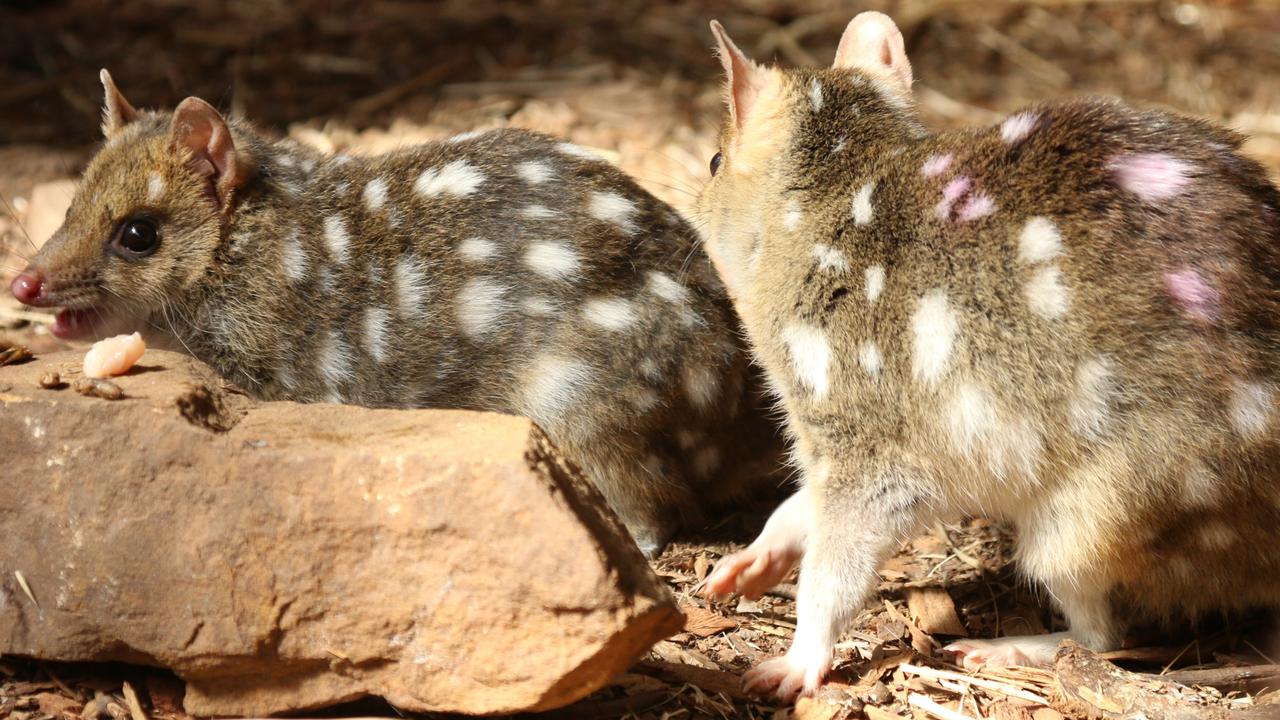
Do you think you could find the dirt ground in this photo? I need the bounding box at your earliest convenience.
[3,1,1280,718]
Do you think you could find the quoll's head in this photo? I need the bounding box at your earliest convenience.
[694,12,918,300]
[10,70,248,340]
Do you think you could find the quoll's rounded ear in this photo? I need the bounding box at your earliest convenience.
[833,12,913,95]
[169,97,245,213]
[99,69,139,138]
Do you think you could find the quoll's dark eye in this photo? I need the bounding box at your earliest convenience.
[709,151,723,177]
[113,217,160,258]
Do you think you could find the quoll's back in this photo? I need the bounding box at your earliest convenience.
[12,75,787,556]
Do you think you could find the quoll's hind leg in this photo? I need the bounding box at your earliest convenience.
[745,460,932,701]
[945,580,1121,670]
[704,486,810,599]
[947,498,1124,670]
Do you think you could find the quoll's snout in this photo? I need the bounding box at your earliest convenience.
[10,270,45,306]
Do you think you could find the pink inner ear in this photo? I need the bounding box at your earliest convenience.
[170,97,242,208]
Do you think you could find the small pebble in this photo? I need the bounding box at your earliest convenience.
[0,344,32,366]
[38,371,63,389]
[73,377,124,400]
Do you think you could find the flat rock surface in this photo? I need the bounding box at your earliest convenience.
[0,350,682,717]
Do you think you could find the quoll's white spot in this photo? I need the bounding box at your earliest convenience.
[457,278,510,337]
[1110,153,1193,202]
[1018,216,1063,264]
[583,297,638,331]
[911,289,958,384]
[521,296,557,316]
[521,205,558,219]
[631,388,661,412]
[1000,111,1040,144]
[947,382,996,457]
[558,143,602,162]
[447,130,485,143]
[638,358,663,381]
[921,154,953,178]
[1025,265,1070,319]
[280,231,309,284]
[864,265,886,303]
[784,202,803,231]
[414,159,485,197]
[525,241,580,280]
[1068,357,1113,441]
[323,215,351,263]
[395,257,430,319]
[646,271,690,304]
[1229,379,1273,439]
[1198,521,1237,550]
[317,329,355,393]
[516,160,554,185]
[812,244,850,273]
[859,341,882,377]
[589,191,638,233]
[676,429,698,450]
[683,365,720,410]
[147,172,165,201]
[459,237,497,261]
[852,182,875,225]
[958,193,997,222]
[1182,460,1219,507]
[363,306,391,363]
[808,79,824,112]
[522,356,592,425]
[781,323,832,400]
[693,445,721,477]
[946,382,1043,480]
[362,177,389,212]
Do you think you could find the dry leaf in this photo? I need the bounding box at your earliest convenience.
[905,587,967,637]
[794,696,842,720]
[681,605,737,637]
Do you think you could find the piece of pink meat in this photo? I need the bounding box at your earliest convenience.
[83,332,145,379]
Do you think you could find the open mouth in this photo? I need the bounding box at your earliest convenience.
[52,306,107,340]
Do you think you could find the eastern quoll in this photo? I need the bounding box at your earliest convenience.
[9,71,786,557]
[697,12,1280,699]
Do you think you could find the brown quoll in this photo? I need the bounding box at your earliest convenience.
[10,71,786,557]
[697,12,1280,700]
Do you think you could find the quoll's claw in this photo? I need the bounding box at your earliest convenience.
[742,655,826,702]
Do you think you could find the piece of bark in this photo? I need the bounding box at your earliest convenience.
[1160,664,1280,696]
[679,605,737,638]
[1052,640,1244,719]
[905,587,967,637]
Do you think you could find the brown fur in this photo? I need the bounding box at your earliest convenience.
[698,14,1280,698]
[18,76,788,556]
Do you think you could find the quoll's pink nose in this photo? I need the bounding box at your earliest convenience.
[10,271,44,305]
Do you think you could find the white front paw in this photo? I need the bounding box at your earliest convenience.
[742,650,828,702]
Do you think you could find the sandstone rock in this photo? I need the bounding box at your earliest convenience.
[0,350,682,716]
